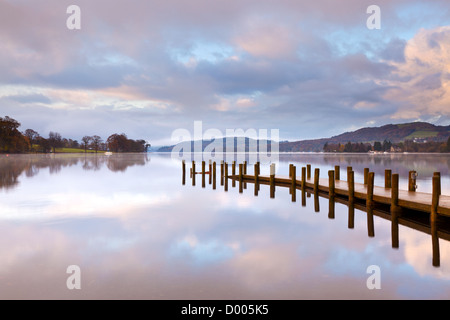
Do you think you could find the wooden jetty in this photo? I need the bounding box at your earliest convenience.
[182,160,449,267]
[183,160,449,217]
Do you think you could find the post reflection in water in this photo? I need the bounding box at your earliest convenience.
[187,159,448,268]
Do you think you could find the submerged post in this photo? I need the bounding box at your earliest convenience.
[335,165,340,181]
[307,164,311,180]
[220,161,224,186]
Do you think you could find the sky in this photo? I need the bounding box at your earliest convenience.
[1,0,450,146]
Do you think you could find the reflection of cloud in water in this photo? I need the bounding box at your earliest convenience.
[170,234,240,266]
[402,228,450,280]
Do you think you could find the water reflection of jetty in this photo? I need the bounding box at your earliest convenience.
[182,160,450,268]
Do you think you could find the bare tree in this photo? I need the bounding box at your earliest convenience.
[81,136,92,153]
[48,131,62,153]
[91,135,103,153]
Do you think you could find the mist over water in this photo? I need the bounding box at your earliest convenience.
[0,152,450,299]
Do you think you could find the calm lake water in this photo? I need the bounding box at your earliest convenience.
[1,152,450,299]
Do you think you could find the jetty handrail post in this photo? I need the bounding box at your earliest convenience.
[328,170,335,197]
[270,163,276,198]
[408,170,417,192]
[254,163,259,196]
[192,161,196,186]
[431,174,441,267]
[348,170,354,205]
[385,169,392,188]
[239,163,243,193]
[364,168,369,185]
[182,160,186,185]
[314,168,320,195]
[212,161,216,190]
[202,161,206,188]
[307,164,311,180]
[224,162,228,192]
[291,165,296,202]
[334,165,340,181]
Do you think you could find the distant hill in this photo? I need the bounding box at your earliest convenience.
[279,122,450,152]
[157,122,450,153]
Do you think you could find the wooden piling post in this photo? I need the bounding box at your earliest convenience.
[307,164,311,180]
[239,163,243,193]
[224,162,228,192]
[364,168,369,185]
[347,166,352,181]
[391,174,400,215]
[212,161,216,190]
[209,160,212,185]
[385,169,392,188]
[367,172,374,209]
[348,170,354,205]
[289,164,293,194]
[301,167,306,192]
[270,163,275,198]
[314,168,320,194]
[408,171,417,192]
[433,172,441,196]
[431,174,440,267]
[232,161,236,188]
[254,163,259,196]
[182,160,186,185]
[220,161,224,186]
[328,170,335,197]
[243,161,247,189]
[335,165,340,181]
[202,161,206,188]
[291,165,296,202]
[192,161,196,186]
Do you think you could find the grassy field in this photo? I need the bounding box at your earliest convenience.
[404,130,438,140]
[54,148,102,153]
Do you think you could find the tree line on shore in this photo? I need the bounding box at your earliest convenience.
[323,137,450,153]
[0,116,150,153]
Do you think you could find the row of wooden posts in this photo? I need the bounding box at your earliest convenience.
[182,160,442,267]
[182,160,442,219]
